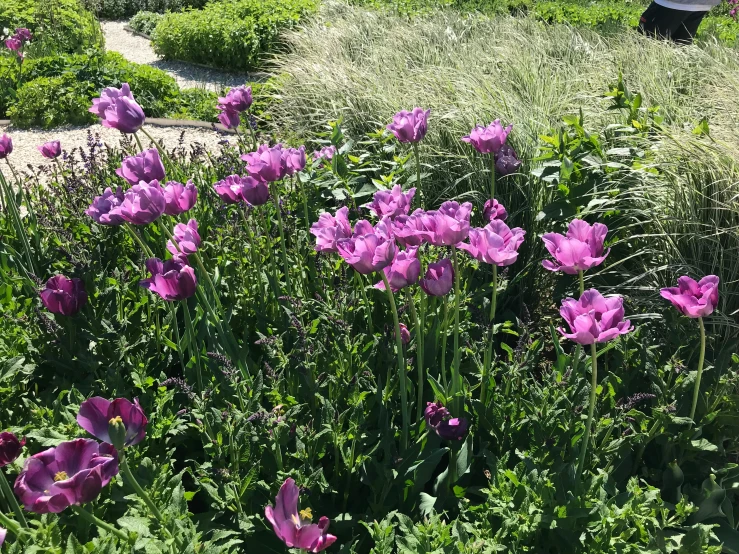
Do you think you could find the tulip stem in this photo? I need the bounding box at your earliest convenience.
[70,505,130,542]
[246,110,258,151]
[440,297,449,394]
[271,185,293,298]
[258,206,280,302]
[489,155,496,199]
[406,288,424,421]
[0,471,26,528]
[133,132,145,152]
[296,172,311,232]
[119,457,170,533]
[480,265,498,407]
[124,223,154,258]
[576,343,598,484]
[181,300,204,392]
[413,143,423,209]
[572,271,586,376]
[381,272,408,451]
[451,246,463,414]
[689,317,706,424]
[355,272,374,336]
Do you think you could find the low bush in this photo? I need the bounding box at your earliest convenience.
[152,0,319,70]
[81,0,208,19]
[129,10,164,36]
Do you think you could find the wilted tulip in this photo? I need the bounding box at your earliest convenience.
[495,144,521,176]
[660,275,719,319]
[311,207,352,253]
[77,397,148,449]
[218,85,252,113]
[420,258,454,296]
[86,187,126,226]
[240,175,270,206]
[313,145,336,162]
[89,83,145,134]
[559,289,633,345]
[265,478,337,553]
[337,218,396,274]
[116,148,165,185]
[167,219,201,255]
[40,275,88,316]
[0,432,25,466]
[0,134,12,158]
[462,120,512,154]
[282,146,307,175]
[117,181,166,225]
[375,246,420,292]
[421,201,473,246]
[163,180,197,215]
[241,144,285,183]
[38,140,62,159]
[483,198,507,222]
[14,438,118,514]
[387,108,430,143]
[458,220,525,267]
[213,175,246,204]
[542,219,609,275]
[364,185,416,220]
[424,402,468,441]
[140,255,197,301]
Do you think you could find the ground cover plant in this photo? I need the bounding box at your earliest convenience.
[0,6,738,554]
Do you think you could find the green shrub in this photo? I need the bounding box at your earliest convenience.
[8,74,95,128]
[81,0,208,19]
[168,88,220,122]
[129,11,164,36]
[152,0,319,71]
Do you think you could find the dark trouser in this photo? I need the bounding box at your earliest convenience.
[638,2,708,44]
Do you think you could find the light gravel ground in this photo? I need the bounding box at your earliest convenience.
[101,21,249,92]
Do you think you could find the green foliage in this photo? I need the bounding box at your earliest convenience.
[129,11,165,36]
[152,0,319,70]
[81,0,209,19]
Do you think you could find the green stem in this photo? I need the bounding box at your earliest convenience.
[120,457,166,524]
[181,300,204,392]
[0,471,26,528]
[440,297,449,394]
[572,271,585,375]
[0,169,37,276]
[355,272,374,336]
[246,111,258,151]
[271,185,293,298]
[0,510,19,535]
[169,303,186,375]
[381,273,408,451]
[406,289,424,420]
[413,143,423,209]
[480,265,498,407]
[70,505,129,542]
[576,343,598,482]
[133,132,145,152]
[139,128,165,159]
[578,270,585,295]
[296,173,311,232]
[124,223,154,258]
[258,207,280,302]
[689,317,706,424]
[489,154,496,199]
[451,247,462,413]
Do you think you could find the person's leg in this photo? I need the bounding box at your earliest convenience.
[671,10,707,43]
[639,2,685,39]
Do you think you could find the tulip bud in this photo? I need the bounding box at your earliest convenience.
[107,416,127,450]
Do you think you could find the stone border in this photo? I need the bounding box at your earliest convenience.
[0,118,237,134]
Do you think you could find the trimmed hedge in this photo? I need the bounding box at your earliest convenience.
[81,0,208,19]
[152,0,319,71]
[129,11,165,36]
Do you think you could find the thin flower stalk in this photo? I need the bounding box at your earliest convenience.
[381,272,408,451]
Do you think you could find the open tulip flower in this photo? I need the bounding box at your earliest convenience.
[392,209,431,247]
[364,185,416,220]
[38,140,62,159]
[660,275,719,318]
[282,146,307,176]
[167,218,201,255]
[461,120,512,154]
[116,148,166,186]
[387,108,430,143]
[542,219,609,275]
[213,175,247,204]
[424,402,469,441]
[265,478,337,553]
[86,187,126,226]
[14,438,118,514]
[116,181,167,225]
[420,258,454,296]
[140,254,197,301]
[0,134,12,159]
[241,144,285,183]
[40,275,88,316]
[0,431,25,467]
[458,220,525,267]
[421,201,473,246]
[483,198,507,222]
[337,218,396,274]
[311,207,352,253]
[89,83,146,134]
[559,289,632,345]
[163,180,197,215]
[77,397,148,449]
[375,245,421,292]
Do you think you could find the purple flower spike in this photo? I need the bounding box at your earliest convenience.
[116,148,166,186]
[387,108,430,143]
[77,397,148,448]
[660,275,719,318]
[542,219,609,275]
[558,289,633,345]
[40,275,88,316]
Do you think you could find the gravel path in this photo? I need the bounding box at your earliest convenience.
[101,21,250,92]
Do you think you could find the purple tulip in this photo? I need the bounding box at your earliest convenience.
[375,245,420,292]
[660,275,719,318]
[163,180,197,215]
[77,397,148,448]
[387,108,430,143]
[282,146,307,176]
[310,207,352,253]
[265,478,337,553]
[458,220,525,266]
[167,219,201,255]
[0,134,12,159]
[559,289,633,345]
[40,275,88,316]
[397,322,411,345]
[217,107,240,130]
[5,38,21,51]
[241,144,285,183]
[218,85,252,112]
[14,28,32,42]
[392,209,431,247]
[421,201,473,246]
[483,198,507,222]
[420,258,454,296]
[364,185,416,220]
[495,144,521,176]
[89,83,145,134]
[0,432,25,467]
[213,175,246,204]
[424,402,468,441]
[86,187,126,226]
[140,255,197,301]
[336,218,396,274]
[542,219,609,275]
[116,148,166,185]
[462,120,512,154]
[116,181,166,225]
[14,438,118,514]
[38,140,62,159]
[240,175,270,206]
[313,146,336,162]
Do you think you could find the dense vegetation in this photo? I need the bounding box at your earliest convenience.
[82,0,209,20]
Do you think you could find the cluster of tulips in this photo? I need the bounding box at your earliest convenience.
[3,27,31,59]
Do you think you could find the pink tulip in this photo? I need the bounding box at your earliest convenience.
[265,478,337,553]
[40,275,88,316]
[282,146,307,176]
[116,149,165,186]
[458,220,525,266]
[483,198,507,222]
[364,185,416,220]
[140,255,197,301]
[375,246,420,292]
[558,289,633,345]
[14,28,32,42]
[5,38,21,51]
[0,134,12,159]
[89,83,145,134]
[660,275,719,318]
[387,108,430,143]
[392,209,430,247]
[313,146,336,162]
[115,181,166,225]
[336,218,396,274]
[241,144,285,183]
[397,322,411,344]
[420,258,454,296]
[38,140,62,159]
[461,120,512,154]
[542,219,609,275]
[213,175,246,204]
[310,207,352,253]
[421,201,473,246]
[167,219,201,255]
[217,85,252,113]
[86,187,125,226]
[163,180,197,215]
